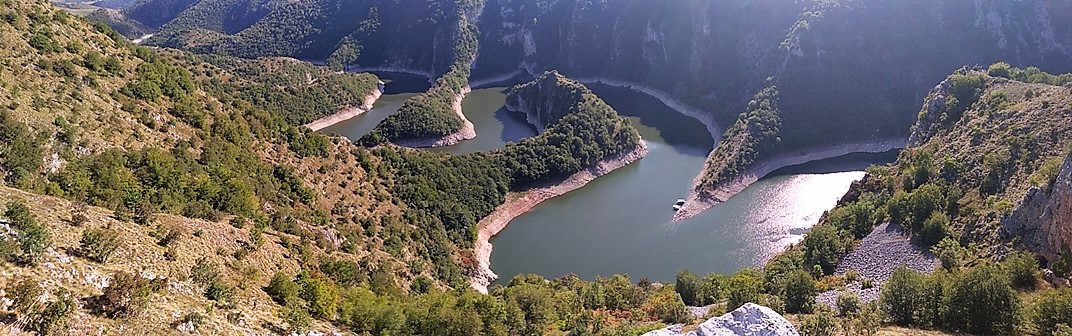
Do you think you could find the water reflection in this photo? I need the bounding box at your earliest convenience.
[489,85,891,283]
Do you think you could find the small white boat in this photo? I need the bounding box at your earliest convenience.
[673,198,685,211]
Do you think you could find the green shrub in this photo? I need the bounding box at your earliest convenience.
[880,266,923,325]
[803,225,851,275]
[8,277,43,314]
[861,278,874,289]
[80,227,120,263]
[412,276,434,294]
[133,202,155,226]
[205,281,235,305]
[1033,289,1072,336]
[1057,324,1072,336]
[799,307,838,336]
[919,212,950,246]
[641,287,690,324]
[6,201,35,229]
[180,312,205,328]
[945,266,1019,335]
[190,257,219,288]
[154,223,183,247]
[319,257,367,287]
[283,305,312,333]
[763,250,805,296]
[699,273,728,306]
[29,288,76,335]
[99,271,152,318]
[931,237,964,271]
[70,202,88,226]
[18,222,51,265]
[852,303,883,336]
[1004,251,1040,290]
[674,269,701,306]
[844,270,861,283]
[783,269,817,313]
[915,270,952,328]
[298,276,339,319]
[988,62,1013,78]
[266,272,300,304]
[726,269,762,311]
[0,236,18,263]
[836,293,862,317]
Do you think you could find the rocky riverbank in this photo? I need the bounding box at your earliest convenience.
[303,89,384,131]
[392,86,477,148]
[674,138,907,222]
[469,142,649,293]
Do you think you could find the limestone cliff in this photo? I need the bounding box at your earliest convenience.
[1005,152,1072,263]
[504,70,590,130]
[128,0,1072,153]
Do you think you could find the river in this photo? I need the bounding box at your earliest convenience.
[319,75,897,284]
[487,83,896,283]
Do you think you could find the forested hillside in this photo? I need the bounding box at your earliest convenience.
[107,0,1072,209]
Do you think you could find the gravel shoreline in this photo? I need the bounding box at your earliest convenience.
[815,222,939,308]
[303,89,383,131]
[674,138,907,222]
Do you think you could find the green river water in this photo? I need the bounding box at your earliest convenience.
[320,77,896,283]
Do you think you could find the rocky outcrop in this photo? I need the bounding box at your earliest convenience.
[643,303,799,336]
[1007,153,1072,263]
[1040,154,1072,262]
[503,70,589,130]
[908,76,955,146]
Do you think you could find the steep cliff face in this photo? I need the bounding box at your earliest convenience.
[477,0,800,129]
[1008,152,1072,262]
[127,0,1072,155]
[1041,154,1072,261]
[774,0,1072,149]
[897,68,1072,255]
[504,70,590,130]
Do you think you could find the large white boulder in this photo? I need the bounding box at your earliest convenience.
[643,303,799,336]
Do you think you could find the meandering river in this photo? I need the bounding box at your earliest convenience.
[320,76,897,284]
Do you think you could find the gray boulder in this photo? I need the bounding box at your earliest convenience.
[643,303,799,336]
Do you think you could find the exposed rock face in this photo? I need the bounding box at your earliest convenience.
[643,303,799,336]
[907,76,955,146]
[1041,154,1072,261]
[504,70,589,130]
[1003,153,1072,262]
